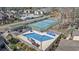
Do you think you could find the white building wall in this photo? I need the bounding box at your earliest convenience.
[73,36,79,40]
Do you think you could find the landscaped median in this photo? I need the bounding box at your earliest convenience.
[7,37,36,51]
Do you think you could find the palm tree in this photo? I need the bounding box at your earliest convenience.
[68,8,76,40]
[69,23,76,40]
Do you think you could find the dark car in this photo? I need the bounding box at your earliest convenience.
[0,36,9,51]
[0,39,5,50]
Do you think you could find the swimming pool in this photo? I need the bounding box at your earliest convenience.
[47,32,56,36]
[23,33,53,42]
[28,18,58,31]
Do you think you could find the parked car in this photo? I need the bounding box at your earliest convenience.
[0,36,9,50]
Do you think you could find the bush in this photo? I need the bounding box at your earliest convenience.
[60,34,66,39]
[8,38,19,44]
[10,44,17,51]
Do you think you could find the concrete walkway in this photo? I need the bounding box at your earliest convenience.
[56,40,79,51]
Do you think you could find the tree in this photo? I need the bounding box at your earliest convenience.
[69,23,76,40]
[6,34,13,40]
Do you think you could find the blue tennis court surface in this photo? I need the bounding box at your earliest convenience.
[23,33,53,42]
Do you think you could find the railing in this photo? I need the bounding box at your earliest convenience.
[20,39,41,51]
[3,41,12,51]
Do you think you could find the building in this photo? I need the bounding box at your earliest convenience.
[16,30,61,51]
[72,31,79,40]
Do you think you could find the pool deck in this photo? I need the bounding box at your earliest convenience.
[40,34,59,51]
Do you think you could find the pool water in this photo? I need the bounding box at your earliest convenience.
[23,33,53,42]
[47,32,56,36]
[28,18,57,31]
